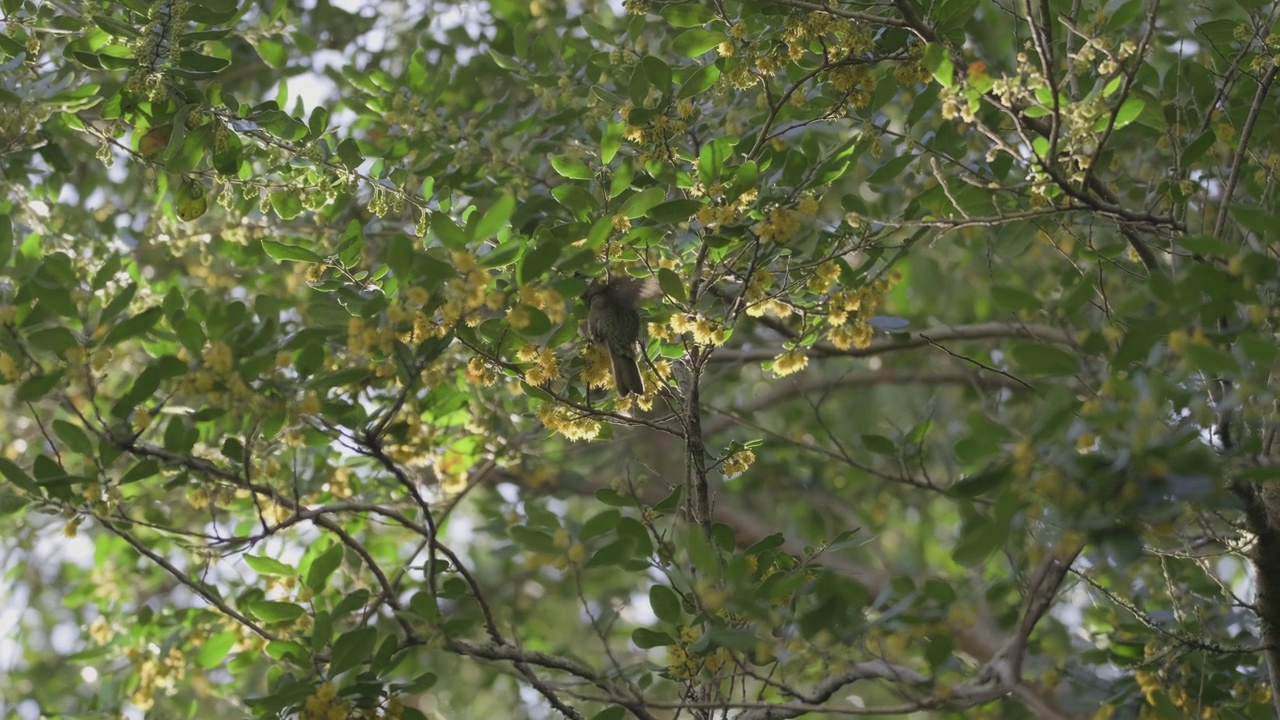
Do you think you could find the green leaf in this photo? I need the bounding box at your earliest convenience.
[934,0,979,32]
[1098,98,1144,131]
[0,457,39,494]
[27,327,78,354]
[618,187,666,219]
[252,601,306,623]
[1182,344,1238,375]
[330,627,378,675]
[332,589,370,620]
[867,154,916,184]
[862,434,896,455]
[0,213,11,270]
[269,190,304,220]
[649,585,683,624]
[952,516,1008,564]
[473,195,516,240]
[1229,205,1273,236]
[518,241,560,285]
[16,372,64,402]
[336,138,364,169]
[698,136,735,184]
[991,285,1039,312]
[262,239,323,263]
[102,307,163,346]
[630,628,674,648]
[1009,342,1079,376]
[923,43,954,87]
[672,29,723,57]
[950,465,1011,498]
[119,459,159,485]
[489,49,521,70]
[601,119,623,165]
[1098,525,1143,565]
[1180,129,1216,167]
[553,184,599,219]
[431,214,470,249]
[197,631,239,669]
[306,543,345,591]
[52,420,94,456]
[639,55,672,93]
[581,509,621,540]
[585,539,633,568]
[658,267,685,303]
[1175,235,1235,256]
[551,156,593,180]
[647,199,702,224]
[677,63,721,99]
[245,554,296,577]
[661,4,713,27]
[510,526,558,553]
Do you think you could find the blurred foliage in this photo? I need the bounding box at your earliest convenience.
[1,0,1279,718]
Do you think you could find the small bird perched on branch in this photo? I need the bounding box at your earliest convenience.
[582,275,655,397]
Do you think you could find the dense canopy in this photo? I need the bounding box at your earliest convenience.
[1,0,1279,718]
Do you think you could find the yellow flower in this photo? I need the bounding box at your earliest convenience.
[723,449,755,477]
[405,286,430,307]
[692,317,725,346]
[451,251,476,272]
[506,305,531,330]
[771,350,808,377]
[88,616,115,646]
[299,392,322,415]
[758,207,802,243]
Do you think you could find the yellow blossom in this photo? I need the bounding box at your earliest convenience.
[88,616,114,646]
[758,207,802,243]
[506,305,531,329]
[772,350,808,377]
[692,317,725,346]
[451,251,477,272]
[203,341,234,374]
[582,345,612,390]
[723,449,755,477]
[0,348,21,379]
[405,286,430,307]
[525,348,560,385]
[828,323,872,350]
[466,356,497,386]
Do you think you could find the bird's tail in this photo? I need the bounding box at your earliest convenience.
[611,354,645,397]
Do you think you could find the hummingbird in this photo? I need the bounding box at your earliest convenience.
[582,275,652,397]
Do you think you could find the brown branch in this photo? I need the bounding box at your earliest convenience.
[712,322,1075,363]
[1212,63,1279,239]
[96,515,276,643]
[767,0,911,28]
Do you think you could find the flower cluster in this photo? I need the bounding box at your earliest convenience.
[536,404,601,441]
